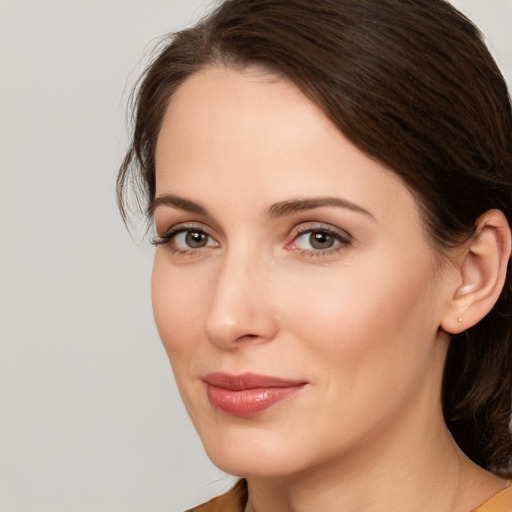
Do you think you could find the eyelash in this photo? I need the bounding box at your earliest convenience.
[288,224,352,257]
[152,224,217,255]
[152,223,352,257]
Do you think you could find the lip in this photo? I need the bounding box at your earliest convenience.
[203,372,307,417]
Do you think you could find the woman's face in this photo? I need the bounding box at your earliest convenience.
[152,66,453,477]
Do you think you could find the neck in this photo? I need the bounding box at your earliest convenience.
[245,400,504,512]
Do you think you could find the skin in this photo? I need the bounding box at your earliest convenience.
[151,66,509,512]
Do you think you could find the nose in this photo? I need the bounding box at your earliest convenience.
[204,250,278,349]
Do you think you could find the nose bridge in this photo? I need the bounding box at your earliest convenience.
[204,242,276,347]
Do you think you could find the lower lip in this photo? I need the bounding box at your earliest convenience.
[206,384,306,416]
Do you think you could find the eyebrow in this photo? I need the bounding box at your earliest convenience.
[150,194,209,216]
[267,197,376,220]
[151,193,375,221]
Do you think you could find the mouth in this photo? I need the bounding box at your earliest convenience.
[203,372,308,417]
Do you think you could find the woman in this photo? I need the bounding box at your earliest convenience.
[118,0,512,510]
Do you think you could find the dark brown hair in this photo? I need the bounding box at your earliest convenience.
[118,0,512,474]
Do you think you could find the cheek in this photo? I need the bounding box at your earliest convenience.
[276,251,439,380]
[270,254,443,450]
[151,256,207,365]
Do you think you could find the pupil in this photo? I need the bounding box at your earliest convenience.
[310,231,333,250]
[186,231,207,248]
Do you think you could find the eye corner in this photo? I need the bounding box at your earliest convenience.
[287,223,353,257]
[151,236,166,247]
[152,223,220,257]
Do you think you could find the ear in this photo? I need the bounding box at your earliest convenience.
[441,209,511,334]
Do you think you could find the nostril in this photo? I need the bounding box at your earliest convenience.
[235,333,260,342]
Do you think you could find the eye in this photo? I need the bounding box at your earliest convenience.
[295,230,340,250]
[152,226,218,252]
[174,230,213,249]
[289,225,352,255]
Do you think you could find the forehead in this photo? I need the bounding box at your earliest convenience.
[155,65,327,172]
[154,66,423,234]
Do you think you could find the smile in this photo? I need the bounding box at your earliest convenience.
[203,373,308,417]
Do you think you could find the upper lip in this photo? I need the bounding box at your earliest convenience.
[203,372,307,390]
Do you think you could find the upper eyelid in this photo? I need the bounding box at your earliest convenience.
[154,214,226,239]
[153,220,353,246]
[289,222,352,240]
[157,221,214,237]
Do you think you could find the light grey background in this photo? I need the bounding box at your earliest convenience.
[0,1,510,511]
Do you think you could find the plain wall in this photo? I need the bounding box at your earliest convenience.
[0,1,510,511]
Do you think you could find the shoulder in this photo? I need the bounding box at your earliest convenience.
[472,482,512,512]
[184,479,511,512]
[186,480,248,512]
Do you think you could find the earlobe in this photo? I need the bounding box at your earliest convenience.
[441,209,511,334]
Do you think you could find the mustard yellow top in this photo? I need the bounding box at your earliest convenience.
[472,483,512,512]
[188,480,512,512]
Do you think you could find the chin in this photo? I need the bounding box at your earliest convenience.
[205,448,303,478]
[198,424,316,478]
